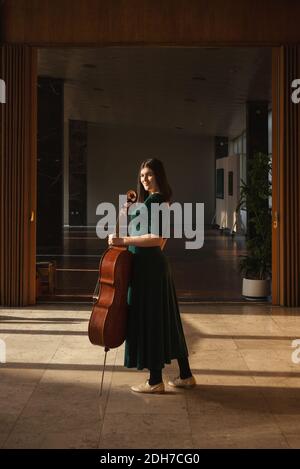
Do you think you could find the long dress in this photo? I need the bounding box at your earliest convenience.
[124,192,189,370]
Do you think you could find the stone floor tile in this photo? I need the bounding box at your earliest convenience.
[1,304,300,448]
[102,412,191,435]
[99,432,194,449]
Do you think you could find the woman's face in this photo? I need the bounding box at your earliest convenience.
[140,166,159,193]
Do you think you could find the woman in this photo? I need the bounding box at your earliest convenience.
[108,158,196,393]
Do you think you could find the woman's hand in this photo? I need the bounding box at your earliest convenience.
[108,234,125,246]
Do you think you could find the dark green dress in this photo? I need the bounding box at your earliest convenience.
[124,192,189,371]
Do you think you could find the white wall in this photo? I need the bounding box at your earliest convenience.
[63,83,215,227]
[87,123,215,226]
[216,154,241,232]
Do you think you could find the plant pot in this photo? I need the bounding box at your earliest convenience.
[242,278,270,300]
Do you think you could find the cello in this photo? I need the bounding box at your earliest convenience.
[88,189,137,394]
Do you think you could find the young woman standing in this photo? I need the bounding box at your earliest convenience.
[108,158,196,393]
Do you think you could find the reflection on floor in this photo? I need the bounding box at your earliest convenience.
[37,226,250,302]
[0,303,299,449]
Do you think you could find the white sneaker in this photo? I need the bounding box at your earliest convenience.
[131,380,165,394]
[168,375,196,388]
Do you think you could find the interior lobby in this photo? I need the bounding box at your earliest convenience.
[35,46,271,302]
[1,0,300,452]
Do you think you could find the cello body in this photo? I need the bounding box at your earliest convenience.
[88,246,133,348]
[88,190,137,350]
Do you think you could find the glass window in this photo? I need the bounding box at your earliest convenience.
[242,132,246,154]
[268,110,272,154]
[233,140,238,154]
[216,168,224,199]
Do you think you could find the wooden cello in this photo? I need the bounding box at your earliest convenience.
[88,189,137,394]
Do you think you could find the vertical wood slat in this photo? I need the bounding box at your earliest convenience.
[279,47,285,306]
[27,47,37,305]
[271,48,280,305]
[0,45,37,306]
[287,45,299,306]
[295,46,300,306]
[295,45,299,307]
[276,45,300,306]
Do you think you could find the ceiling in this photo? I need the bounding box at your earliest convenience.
[38,47,272,138]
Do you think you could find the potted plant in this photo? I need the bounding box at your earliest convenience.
[236,152,272,300]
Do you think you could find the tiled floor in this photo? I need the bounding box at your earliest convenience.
[0,303,300,448]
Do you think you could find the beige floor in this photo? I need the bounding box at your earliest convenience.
[0,303,300,449]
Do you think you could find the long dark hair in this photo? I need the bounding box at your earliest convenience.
[137,158,172,203]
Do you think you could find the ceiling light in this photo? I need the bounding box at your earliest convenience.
[83,64,96,69]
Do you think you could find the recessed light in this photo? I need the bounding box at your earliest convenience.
[175,126,184,130]
[83,64,96,69]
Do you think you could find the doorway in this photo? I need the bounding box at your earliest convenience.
[36,46,272,302]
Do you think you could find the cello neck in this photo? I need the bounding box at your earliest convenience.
[115,189,137,238]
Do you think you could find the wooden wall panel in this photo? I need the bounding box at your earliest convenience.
[272,46,300,306]
[284,46,300,306]
[2,0,300,46]
[0,45,37,306]
[271,48,281,306]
